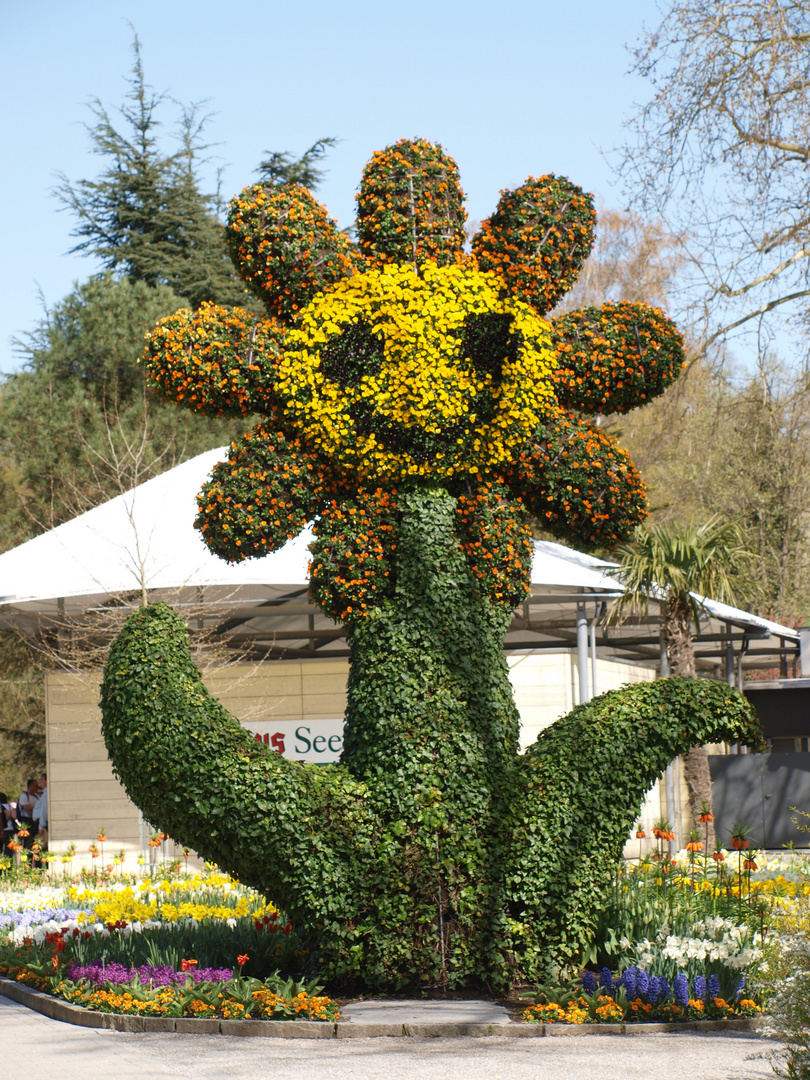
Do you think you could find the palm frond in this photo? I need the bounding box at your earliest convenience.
[610,516,759,629]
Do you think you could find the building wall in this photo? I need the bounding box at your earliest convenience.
[45,651,661,869]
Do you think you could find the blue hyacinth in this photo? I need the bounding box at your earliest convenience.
[582,970,597,994]
[693,974,707,1002]
[734,974,745,1000]
[708,974,721,999]
[599,966,614,996]
[637,969,650,998]
[658,976,672,1002]
[673,973,689,1006]
[621,966,638,1000]
[646,976,660,1004]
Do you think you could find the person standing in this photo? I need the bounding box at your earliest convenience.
[17,778,39,853]
[33,773,48,849]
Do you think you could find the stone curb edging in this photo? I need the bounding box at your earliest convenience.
[0,978,763,1039]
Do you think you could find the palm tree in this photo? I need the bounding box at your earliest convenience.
[611,516,757,847]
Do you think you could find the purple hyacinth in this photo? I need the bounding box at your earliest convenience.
[708,974,721,999]
[673,973,689,1006]
[64,960,234,987]
[582,970,597,994]
[734,974,745,1000]
[637,969,650,999]
[693,975,707,1002]
[599,967,614,996]
[620,966,638,1000]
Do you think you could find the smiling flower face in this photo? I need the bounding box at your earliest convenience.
[143,137,685,619]
[278,262,556,479]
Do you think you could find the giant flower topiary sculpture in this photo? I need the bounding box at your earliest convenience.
[101,139,762,990]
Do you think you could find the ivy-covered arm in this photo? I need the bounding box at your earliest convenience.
[495,678,764,973]
[100,603,377,922]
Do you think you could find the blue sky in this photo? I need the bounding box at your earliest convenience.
[1,0,661,375]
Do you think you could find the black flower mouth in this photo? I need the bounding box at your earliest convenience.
[348,399,469,462]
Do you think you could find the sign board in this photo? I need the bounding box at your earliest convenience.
[240,719,345,764]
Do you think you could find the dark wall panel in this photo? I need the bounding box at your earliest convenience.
[745,689,810,739]
[709,753,810,849]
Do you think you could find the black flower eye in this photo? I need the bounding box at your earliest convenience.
[460,312,521,383]
[319,318,385,387]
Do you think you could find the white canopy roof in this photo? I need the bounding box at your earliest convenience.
[0,447,798,672]
[0,447,627,606]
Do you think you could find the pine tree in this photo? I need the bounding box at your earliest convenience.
[256,137,338,188]
[54,36,253,310]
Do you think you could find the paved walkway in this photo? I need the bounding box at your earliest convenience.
[0,995,778,1080]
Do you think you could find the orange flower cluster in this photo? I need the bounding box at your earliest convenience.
[510,408,647,550]
[455,482,533,609]
[251,987,338,1021]
[309,488,398,622]
[472,176,596,315]
[356,138,467,268]
[195,424,334,562]
[226,183,359,322]
[144,302,284,417]
[550,301,685,415]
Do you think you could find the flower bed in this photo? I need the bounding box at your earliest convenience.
[0,867,339,1022]
[522,966,761,1024]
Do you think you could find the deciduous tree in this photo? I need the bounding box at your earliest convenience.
[619,0,810,353]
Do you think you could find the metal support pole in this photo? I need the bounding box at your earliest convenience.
[800,627,810,677]
[576,604,590,705]
[726,632,736,687]
[590,618,598,699]
[665,763,677,856]
[661,632,677,853]
[659,633,670,677]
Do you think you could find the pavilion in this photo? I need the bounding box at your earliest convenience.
[0,447,803,861]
